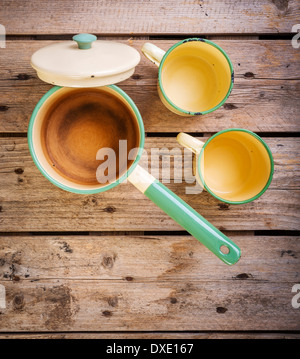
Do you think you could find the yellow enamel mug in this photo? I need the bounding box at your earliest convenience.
[142,38,234,116]
[177,129,274,204]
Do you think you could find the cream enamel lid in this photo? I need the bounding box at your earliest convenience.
[31,33,141,87]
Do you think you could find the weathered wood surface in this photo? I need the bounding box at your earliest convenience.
[0,137,299,232]
[1,0,299,35]
[0,235,299,331]
[0,40,299,133]
[1,333,300,339]
[1,1,300,338]
[0,235,299,282]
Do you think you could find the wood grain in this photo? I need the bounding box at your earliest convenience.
[0,235,299,331]
[0,235,299,283]
[0,0,299,339]
[1,333,300,339]
[1,0,299,35]
[0,137,299,232]
[1,279,299,331]
[0,40,299,133]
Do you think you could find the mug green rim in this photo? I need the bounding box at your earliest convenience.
[158,38,234,115]
[28,85,145,194]
[197,128,274,204]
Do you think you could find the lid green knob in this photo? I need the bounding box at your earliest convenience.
[73,33,97,49]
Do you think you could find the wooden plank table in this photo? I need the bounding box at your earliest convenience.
[0,0,300,339]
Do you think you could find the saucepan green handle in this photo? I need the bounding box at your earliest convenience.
[128,165,241,265]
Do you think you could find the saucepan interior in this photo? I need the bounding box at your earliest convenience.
[28,85,145,194]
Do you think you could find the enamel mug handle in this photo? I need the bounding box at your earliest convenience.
[129,165,241,265]
[142,43,166,67]
[177,132,205,154]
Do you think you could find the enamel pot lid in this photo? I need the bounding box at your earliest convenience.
[31,33,141,87]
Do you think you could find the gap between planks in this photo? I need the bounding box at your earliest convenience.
[1,133,300,138]
[0,230,256,237]
[1,230,300,237]
[6,34,295,41]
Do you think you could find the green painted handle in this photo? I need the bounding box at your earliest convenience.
[145,181,241,265]
[73,33,97,49]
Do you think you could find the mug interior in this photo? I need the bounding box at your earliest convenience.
[199,130,273,203]
[159,39,233,114]
[28,85,144,194]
